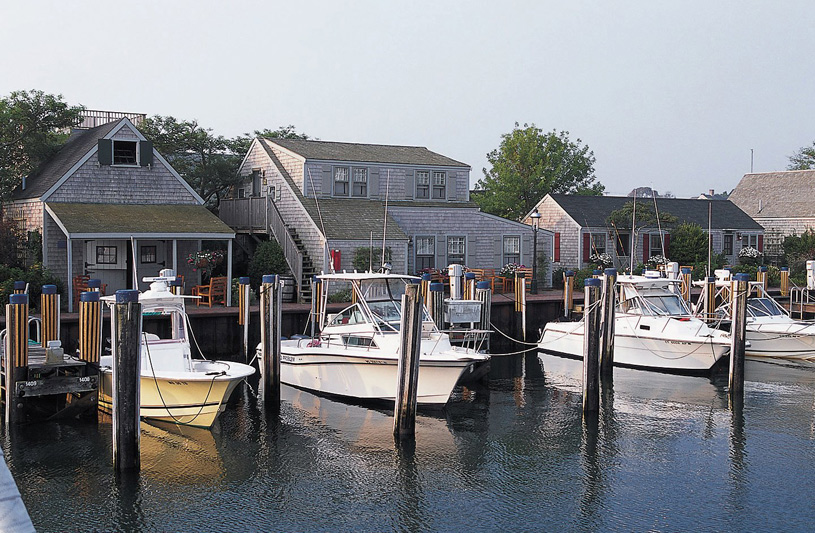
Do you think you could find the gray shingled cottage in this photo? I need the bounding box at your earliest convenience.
[728,170,815,263]
[220,137,552,301]
[526,193,763,272]
[4,114,235,311]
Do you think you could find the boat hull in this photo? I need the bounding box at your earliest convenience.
[745,326,815,360]
[538,320,729,373]
[279,346,482,404]
[99,359,254,428]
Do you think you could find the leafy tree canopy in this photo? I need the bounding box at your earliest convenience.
[473,123,604,220]
[788,142,815,170]
[0,90,84,200]
[606,200,678,233]
[668,222,709,264]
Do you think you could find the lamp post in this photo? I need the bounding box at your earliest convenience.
[531,209,542,294]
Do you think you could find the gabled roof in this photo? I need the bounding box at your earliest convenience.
[12,121,120,200]
[729,170,815,218]
[547,194,763,231]
[265,138,469,168]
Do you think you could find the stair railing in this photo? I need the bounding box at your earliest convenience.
[265,196,303,297]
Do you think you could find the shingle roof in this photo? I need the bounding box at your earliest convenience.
[549,194,763,230]
[728,170,815,218]
[266,138,469,168]
[12,121,121,200]
[47,202,234,237]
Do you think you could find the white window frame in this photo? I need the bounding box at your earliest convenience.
[415,235,435,270]
[432,171,446,199]
[649,233,664,258]
[333,166,350,197]
[503,235,521,265]
[447,236,466,265]
[351,167,368,197]
[743,234,758,249]
[416,170,430,199]
[590,233,606,255]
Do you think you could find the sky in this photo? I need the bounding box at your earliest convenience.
[2,1,814,198]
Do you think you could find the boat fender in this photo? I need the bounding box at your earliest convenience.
[307,340,321,347]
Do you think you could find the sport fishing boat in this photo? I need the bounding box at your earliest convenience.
[698,279,815,360]
[99,271,255,428]
[538,274,731,373]
[258,272,489,405]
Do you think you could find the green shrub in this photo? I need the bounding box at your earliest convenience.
[0,263,63,313]
[248,240,289,288]
[352,247,392,272]
[327,288,352,303]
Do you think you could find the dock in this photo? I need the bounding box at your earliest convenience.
[0,447,35,532]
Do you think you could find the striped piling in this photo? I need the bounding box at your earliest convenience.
[780,267,789,297]
[563,270,575,319]
[583,278,602,413]
[681,267,692,302]
[310,276,322,339]
[238,277,250,361]
[756,266,768,290]
[420,273,432,306]
[112,290,141,472]
[394,283,422,441]
[4,294,29,427]
[515,272,527,340]
[703,276,717,322]
[12,280,26,295]
[40,284,60,348]
[259,275,282,405]
[428,282,444,331]
[464,271,476,300]
[79,291,103,365]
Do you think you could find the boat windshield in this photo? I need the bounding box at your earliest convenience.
[640,294,691,316]
[747,297,785,317]
[357,278,409,331]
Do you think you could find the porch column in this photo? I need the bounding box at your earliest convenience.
[172,240,178,273]
[226,239,233,306]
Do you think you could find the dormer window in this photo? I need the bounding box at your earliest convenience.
[432,171,446,199]
[352,168,368,197]
[98,138,153,167]
[416,171,430,199]
[334,166,349,196]
[113,140,137,165]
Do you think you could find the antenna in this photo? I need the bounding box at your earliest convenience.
[306,168,331,272]
[381,170,390,269]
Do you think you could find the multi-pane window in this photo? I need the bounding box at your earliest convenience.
[503,235,520,265]
[743,234,758,250]
[334,167,349,196]
[724,234,734,256]
[415,236,435,270]
[97,246,118,265]
[650,234,664,257]
[140,246,157,264]
[447,236,465,265]
[112,140,137,165]
[416,171,430,199]
[352,168,368,197]
[432,171,446,199]
[591,233,606,255]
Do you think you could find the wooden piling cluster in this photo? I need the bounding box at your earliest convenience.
[428,282,444,330]
[680,267,692,302]
[476,280,492,351]
[4,294,29,428]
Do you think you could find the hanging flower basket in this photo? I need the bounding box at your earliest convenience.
[187,250,225,279]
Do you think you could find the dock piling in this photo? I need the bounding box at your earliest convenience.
[476,280,492,351]
[563,270,575,318]
[78,291,103,365]
[12,281,26,294]
[599,268,617,377]
[582,278,602,413]
[515,272,527,339]
[428,282,444,331]
[729,273,749,397]
[259,275,282,405]
[680,267,692,302]
[394,283,422,441]
[40,284,60,349]
[112,290,141,472]
[780,267,789,297]
[4,294,29,428]
[238,277,250,361]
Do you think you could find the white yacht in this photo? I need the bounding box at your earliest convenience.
[99,272,255,428]
[258,272,489,405]
[538,274,731,373]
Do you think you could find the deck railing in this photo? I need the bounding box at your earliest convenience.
[77,110,146,129]
[219,197,303,297]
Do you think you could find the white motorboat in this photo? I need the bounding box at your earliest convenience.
[538,274,731,373]
[99,272,255,428]
[258,272,489,405]
[699,280,815,360]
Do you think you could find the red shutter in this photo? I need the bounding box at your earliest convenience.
[554,232,561,262]
[583,233,591,262]
[643,234,649,263]
[663,233,670,257]
[758,234,763,253]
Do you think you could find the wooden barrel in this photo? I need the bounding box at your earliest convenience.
[280,276,296,303]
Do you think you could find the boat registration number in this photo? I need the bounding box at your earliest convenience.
[167,381,188,386]
[282,355,295,363]
[667,341,691,345]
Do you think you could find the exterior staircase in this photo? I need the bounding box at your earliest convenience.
[287,226,316,303]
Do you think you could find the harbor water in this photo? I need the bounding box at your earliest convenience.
[4,352,815,532]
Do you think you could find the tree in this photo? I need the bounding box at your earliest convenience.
[139,115,243,208]
[668,222,709,264]
[473,123,603,220]
[0,90,84,200]
[230,125,311,160]
[788,142,815,170]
